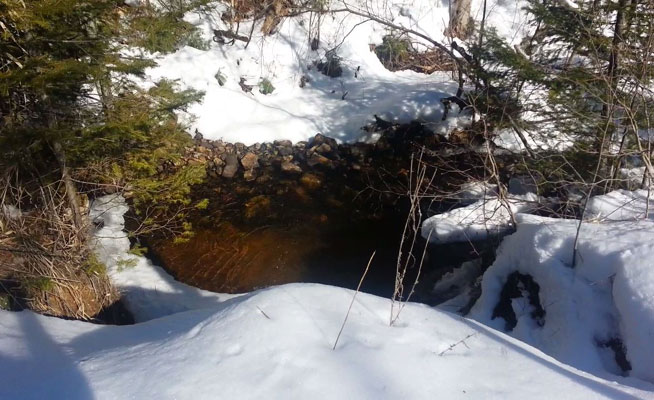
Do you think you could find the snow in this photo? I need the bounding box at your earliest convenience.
[1,204,21,220]
[2,283,653,399]
[140,0,529,145]
[90,195,238,322]
[586,189,654,221]
[421,193,539,243]
[456,180,498,204]
[470,213,654,383]
[3,1,654,397]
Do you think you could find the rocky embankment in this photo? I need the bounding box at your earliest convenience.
[177,120,488,226]
[144,121,492,296]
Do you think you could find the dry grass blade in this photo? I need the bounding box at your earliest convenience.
[333,250,376,350]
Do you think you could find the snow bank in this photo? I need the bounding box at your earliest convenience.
[470,213,654,383]
[1,283,652,399]
[90,195,237,321]
[142,0,529,144]
[421,193,538,243]
[586,189,654,221]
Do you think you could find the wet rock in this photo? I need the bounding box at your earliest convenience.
[300,173,323,190]
[222,154,239,179]
[244,195,271,219]
[240,152,259,170]
[281,161,303,175]
[245,195,271,219]
[243,169,257,181]
[256,173,272,184]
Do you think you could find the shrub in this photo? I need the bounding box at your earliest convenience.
[259,78,276,95]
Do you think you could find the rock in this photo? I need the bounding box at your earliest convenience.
[307,152,332,168]
[281,161,303,175]
[274,139,292,147]
[240,152,259,170]
[194,130,203,142]
[222,153,239,178]
[300,173,322,190]
[274,140,293,156]
[278,146,293,156]
[244,195,271,219]
[256,174,272,184]
[314,143,332,154]
[309,133,338,149]
[243,169,257,181]
[212,157,225,167]
[310,133,327,146]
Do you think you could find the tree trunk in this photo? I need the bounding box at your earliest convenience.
[597,0,627,175]
[447,0,472,39]
[52,141,86,237]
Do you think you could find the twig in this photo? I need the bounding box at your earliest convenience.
[438,332,477,356]
[257,306,271,319]
[333,250,376,350]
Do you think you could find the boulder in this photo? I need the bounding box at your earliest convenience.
[222,154,239,179]
[281,161,303,175]
[240,152,259,170]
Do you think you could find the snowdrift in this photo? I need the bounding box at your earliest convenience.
[471,213,654,383]
[1,283,652,400]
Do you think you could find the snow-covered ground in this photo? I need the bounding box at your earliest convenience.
[471,213,654,383]
[142,0,528,144]
[2,1,654,397]
[421,192,539,243]
[4,192,653,398]
[2,282,653,400]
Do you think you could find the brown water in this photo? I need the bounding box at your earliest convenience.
[151,213,411,297]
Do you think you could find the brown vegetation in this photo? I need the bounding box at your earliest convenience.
[0,171,117,320]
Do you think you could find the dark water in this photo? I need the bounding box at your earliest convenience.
[150,210,413,298]
[148,200,493,302]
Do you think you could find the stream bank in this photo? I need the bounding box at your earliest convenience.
[143,120,507,302]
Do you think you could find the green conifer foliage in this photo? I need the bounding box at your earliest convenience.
[0,0,206,237]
